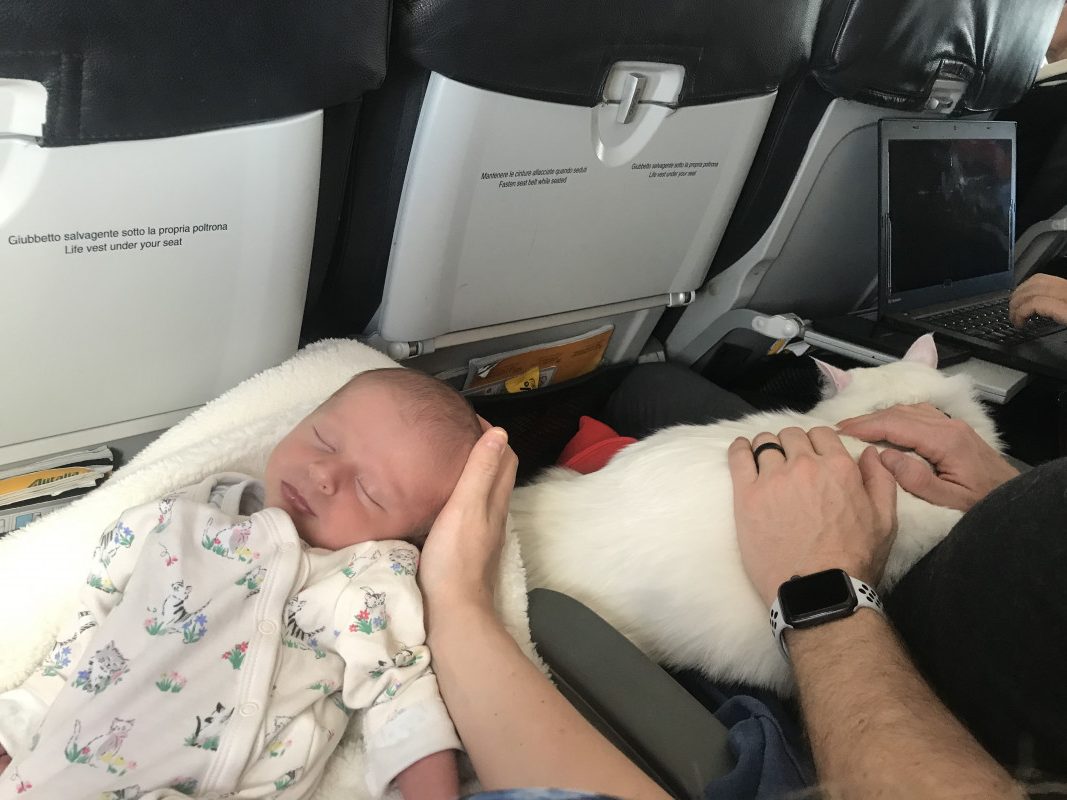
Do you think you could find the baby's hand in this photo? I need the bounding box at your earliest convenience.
[0,743,11,774]
[394,750,459,800]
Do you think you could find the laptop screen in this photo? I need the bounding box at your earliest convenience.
[880,121,1016,312]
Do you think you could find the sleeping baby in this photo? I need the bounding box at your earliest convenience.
[0,368,481,800]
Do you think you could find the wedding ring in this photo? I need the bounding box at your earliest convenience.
[752,442,786,471]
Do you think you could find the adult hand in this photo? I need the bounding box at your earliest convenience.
[1009,273,1067,327]
[728,427,898,607]
[418,425,517,613]
[836,404,1018,512]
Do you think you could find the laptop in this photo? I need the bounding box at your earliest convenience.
[877,118,1067,381]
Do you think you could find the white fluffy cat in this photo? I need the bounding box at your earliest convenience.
[511,335,1001,694]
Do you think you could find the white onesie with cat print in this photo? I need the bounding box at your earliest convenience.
[0,473,459,800]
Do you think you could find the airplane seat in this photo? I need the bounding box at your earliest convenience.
[666,0,1065,367]
[1008,66,1067,232]
[1000,63,1067,282]
[0,0,389,466]
[305,0,823,381]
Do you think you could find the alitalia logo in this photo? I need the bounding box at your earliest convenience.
[28,470,82,488]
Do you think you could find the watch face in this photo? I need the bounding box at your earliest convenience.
[778,569,857,627]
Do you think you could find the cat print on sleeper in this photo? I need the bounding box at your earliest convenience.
[351,587,389,634]
[72,641,130,695]
[369,645,420,678]
[86,522,136,593]
[236,566,267,597]
[273,768,303,792]
[92,522,136,569]
[39,610,96,677]
[263,715,293,750]
[144,580,209,643]
[200,516,258,562]
[388,546,418,576]
[98,785,144,800]
[512,335,1003,694]
[341,549,380,579]
[65,717,137,776]
[150,494,178,534]
[184,702,234,751]
[283,598,327,658]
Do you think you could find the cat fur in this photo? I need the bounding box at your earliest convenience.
[511,335,1001,694]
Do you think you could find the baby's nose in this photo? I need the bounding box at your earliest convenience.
[308,461,338,494]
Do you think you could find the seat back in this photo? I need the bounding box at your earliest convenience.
[309,0,820,375]
[665,0,1063,364]
[1001,63,1067,282]
[1004,62,1067,233]
[0,0,389,464]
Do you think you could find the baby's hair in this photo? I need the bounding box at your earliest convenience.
[337,368,482,448]
[335,368,483,543]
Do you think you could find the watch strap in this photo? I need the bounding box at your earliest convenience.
[769,575,884,661]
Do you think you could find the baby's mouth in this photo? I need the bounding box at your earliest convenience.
[281,481,316,517]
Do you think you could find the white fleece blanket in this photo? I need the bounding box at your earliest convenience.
[0,338,542,799]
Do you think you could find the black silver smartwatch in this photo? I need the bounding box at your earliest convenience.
[768,568,884,659]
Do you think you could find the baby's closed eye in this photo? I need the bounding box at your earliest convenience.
[312,426,336,452]
[355,477,385,510]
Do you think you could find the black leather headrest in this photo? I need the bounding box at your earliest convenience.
[0,0,390,146]
[813,0,1063,112]
[397,0,821,107]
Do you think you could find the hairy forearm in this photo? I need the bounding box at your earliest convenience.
[428,602,670,800]
[790,613,1022,799]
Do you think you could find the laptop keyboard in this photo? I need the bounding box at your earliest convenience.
[920,297,1066,344]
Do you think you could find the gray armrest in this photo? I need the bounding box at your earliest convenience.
[527,589,735,799]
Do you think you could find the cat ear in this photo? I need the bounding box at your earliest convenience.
[812,358,852,397]
[902,333,938,369]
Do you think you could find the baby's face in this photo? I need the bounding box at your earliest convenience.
[265,381,462,550]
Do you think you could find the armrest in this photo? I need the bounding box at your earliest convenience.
[527,589,735,799]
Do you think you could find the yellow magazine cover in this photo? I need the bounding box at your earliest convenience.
[0,467,98,497]
[463,324,614,395]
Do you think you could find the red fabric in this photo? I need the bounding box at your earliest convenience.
[557,415,637,474]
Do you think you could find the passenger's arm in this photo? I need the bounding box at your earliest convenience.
[728,428,1021,799]
[1009,273,1067,327]
[836,403,1018,511]
[420,428,670,800]
[790,613,1022,800]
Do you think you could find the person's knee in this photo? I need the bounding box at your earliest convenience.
[889,456,1067,614]
[971,456,1067,526]
[604,363,755,438]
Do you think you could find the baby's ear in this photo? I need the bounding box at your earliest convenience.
[812,358,852,397]
[901,333,938,369]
